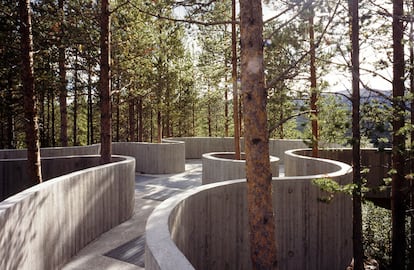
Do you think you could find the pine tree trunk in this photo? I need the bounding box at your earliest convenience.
[87,60,93,145]
[100,0,112,163]
[224,66,229,137]
[240,1,277,269]
[51,90,56,146]
[138,97,143,142]
[157,110,162,143]
[129,98,135,141]
[115,90,120,142]
[392,0,407,268]
[232,0,241,160]
[309,12,318,157]
[410,0,414,266]
[58,0,68,147]
[6,73,15,148]
[19,0,42,184]
[73,52,78,146]
[349,0,363,268]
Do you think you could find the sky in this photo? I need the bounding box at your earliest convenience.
[176,1,394,93]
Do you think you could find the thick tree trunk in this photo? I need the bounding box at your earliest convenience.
[232,0,241,160]
[410,1,414,266]
[240,1,278,269]
[349,0,363,268]
[100,0,112,163]
[58,0,68,147]
[19,0,42,184]
[392,0,407,268]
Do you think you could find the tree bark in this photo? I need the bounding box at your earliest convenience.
[410,0,414,266]
[138,97,143,142]
[6,72,15,149]
[100,0,112,163]
[19,0,42,184]
[349,0,363,268]
[157,110,162,142]
[58,0,68,147]
[232,0,241,160]
[87,59,93,145]
[129,98,135,142]
[240,1,278,269]
[392,0,407,268]
[309,11,318,157]
[73,51,78,146]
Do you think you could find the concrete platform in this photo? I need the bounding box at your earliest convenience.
[62,160,202,270]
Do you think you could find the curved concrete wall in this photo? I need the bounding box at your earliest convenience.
[1,155,108,201]
[0,145,100,159]
[0,140,185,175]
[146,151,353,270]
[284,149,348,177]
[0,155,135,270]
[172,137,307,164]
[301,148,391,199]
[202,152,279,184]
[113,140,185,174]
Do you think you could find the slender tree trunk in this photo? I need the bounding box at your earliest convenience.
[58,0,68,147]
[129,98,135,141]
[392,0,407,268]
[349,0,363,268]
[87,59,93,145]
[192,101,196,136]
[39,87,45,146]
[6,73,15,148]
[73,52,78,146]
[208,97,212,137]
[232,0,241,160]
[240,1,277,269]
[51,90,55,146]
[46,89,51,146]
[157,110,162,142]
[19,0,42,184]
[115,90,120,142]
[138,97,143,142]
[100,0,112,163]
[410,1,414,266]
[309,11,318,157]
[150,106,153,142]
[225,68,229,137]
[165,86,171,138]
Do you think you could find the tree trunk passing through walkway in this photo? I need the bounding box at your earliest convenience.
[240,0,278,269]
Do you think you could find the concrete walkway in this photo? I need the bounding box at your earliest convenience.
[63,160,202,270]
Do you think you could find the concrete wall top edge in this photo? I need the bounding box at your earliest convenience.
[0,155,134,209]
[202,152,280,163]
[285,148,353,177]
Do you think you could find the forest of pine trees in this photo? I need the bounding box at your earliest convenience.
[3,0,414,268]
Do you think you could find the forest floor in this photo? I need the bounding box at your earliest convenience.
[62,160,203,270]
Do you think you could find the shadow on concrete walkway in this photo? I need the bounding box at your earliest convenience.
[63,160,202,270]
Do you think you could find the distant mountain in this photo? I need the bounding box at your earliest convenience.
[292,88,392,148]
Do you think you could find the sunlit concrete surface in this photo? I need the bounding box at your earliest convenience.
[62,160,202,270]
